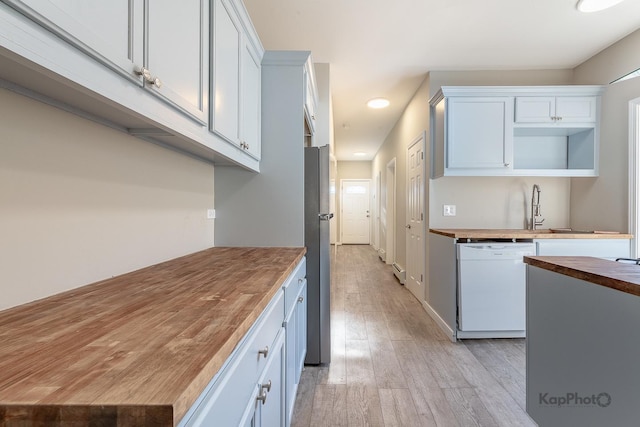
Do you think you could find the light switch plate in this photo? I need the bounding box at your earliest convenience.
[207,209,216,219]
[443,205,456,216]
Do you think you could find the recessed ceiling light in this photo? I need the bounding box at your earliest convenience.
[576,0,626,12]
[367,98,390,109]
[353,152,367,157]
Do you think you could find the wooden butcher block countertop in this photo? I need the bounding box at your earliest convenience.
[0,247,306,426]
[430,228,632,239]
[524,256,640,297]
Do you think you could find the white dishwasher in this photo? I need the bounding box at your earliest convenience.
[457,242,536,338]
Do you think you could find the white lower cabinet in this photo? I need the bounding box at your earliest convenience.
[255,331,285,427]
[283,259,307,427]
[534,238,630,260]
[179,257,306,427]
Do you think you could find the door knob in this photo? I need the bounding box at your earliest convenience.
[406,224,412,229]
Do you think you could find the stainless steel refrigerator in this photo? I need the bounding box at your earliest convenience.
[304,145,332,365]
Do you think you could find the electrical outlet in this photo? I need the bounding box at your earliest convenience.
[443,205,456,217]
[207,209,216,219]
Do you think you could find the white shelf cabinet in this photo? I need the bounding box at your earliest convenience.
[430,86,605,178]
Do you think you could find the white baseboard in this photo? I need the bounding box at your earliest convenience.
[422,300,457,342]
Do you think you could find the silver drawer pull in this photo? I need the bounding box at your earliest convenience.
[261,380,272,393]
[298,296,304,303]
[256,390,267,404]
[258,346,269,358]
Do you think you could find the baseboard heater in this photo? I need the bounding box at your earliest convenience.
[378,248,386,262]
[392,262,406,284]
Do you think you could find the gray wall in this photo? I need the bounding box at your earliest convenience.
[571,28,640,233]
[214,51,307,247]
[0,88,215,310]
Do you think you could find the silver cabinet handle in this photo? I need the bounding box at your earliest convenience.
[135,66,151,80]
[298,296,304,303]
[298,278,304,283]
[258,346,269,358]
[148,76,162,88]
[134,67,162,88]
[257,390,267,404]
[261,380,272,393]
[504,163,510,167]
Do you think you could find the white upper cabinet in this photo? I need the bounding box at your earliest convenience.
[3,0,144,79]
[6,0,209,123]
[304,58,318,135]
[241,40,262,159]
[430,86,605,178]
[211,0,263,160]
[0,0,263,170]
[212,0,241,142]
[146,0,209,122]
[515,96,597,124]
[446,97,513,171]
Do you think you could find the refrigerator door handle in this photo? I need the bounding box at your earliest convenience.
[319,213,334,221]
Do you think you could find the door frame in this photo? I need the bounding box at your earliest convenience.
[340,179,371,244]
[374,171,381,251]
[385,158,396,264]
[628,97,640,257]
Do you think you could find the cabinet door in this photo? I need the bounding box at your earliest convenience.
[516,96,597,123]
[295,281,307,382]
[241,40,261,159]
[146,0,208,123]
[515,97,555,123]
[304,72,317,134]
[256,331,285,427]
[447,97,513,170]
[4,0,143,79]
[555,96,597,123]
[212,0,241,145]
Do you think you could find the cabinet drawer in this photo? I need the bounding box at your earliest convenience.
[283,258,307,315]
[181,290,284,426]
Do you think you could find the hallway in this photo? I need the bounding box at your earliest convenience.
[291,245,536,426]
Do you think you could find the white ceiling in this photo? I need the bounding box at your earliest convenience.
[243,0,640,161]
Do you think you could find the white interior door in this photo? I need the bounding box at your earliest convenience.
[341,180,371,244]
[406,133,425,301]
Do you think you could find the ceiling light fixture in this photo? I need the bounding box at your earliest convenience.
[367,98,390,109]
[353,152,367,157]
[576,0,626,12]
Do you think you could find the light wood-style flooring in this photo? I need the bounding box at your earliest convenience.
[291,244,537,427]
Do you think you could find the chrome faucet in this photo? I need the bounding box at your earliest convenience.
[530,184,544,230]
